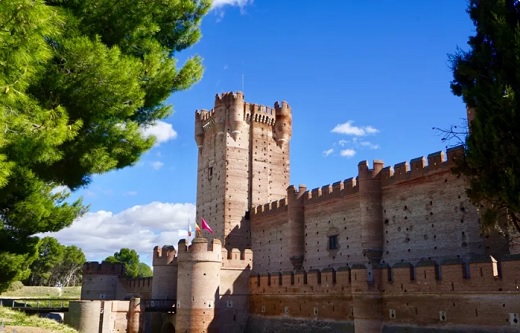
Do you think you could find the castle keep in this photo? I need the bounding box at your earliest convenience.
[77,92,520,333]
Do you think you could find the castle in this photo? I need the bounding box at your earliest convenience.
[73,92,520,333]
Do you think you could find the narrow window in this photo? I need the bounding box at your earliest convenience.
[328,235,338,250]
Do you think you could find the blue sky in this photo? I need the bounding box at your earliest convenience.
[47,0,474,265]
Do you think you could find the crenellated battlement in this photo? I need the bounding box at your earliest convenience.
[274,100,290,115]
[195,109,215,122]
[221,248,254,269]
[152,245,177,266]
[244,103,277,125]
[251,197,287,217]
[83,261,124,276]
[176,237,222,263]
[304,177,359,204]
[194,92,292,149]
[380,145,464,186]
[214,91,244,106]
[121,277,153,289]
[251,177,362,218]
[249,255,520,295]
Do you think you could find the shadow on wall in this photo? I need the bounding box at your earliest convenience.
[225,215,251,252]
[209,246,253,333]
[160,321,174,333]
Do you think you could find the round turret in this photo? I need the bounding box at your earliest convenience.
[229,91,245,140]
[176,238,222,333]
[358,160,384,263]
[195,110,207,151]
[274,101,292,147]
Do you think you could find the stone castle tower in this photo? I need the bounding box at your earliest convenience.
[75,92,520,333]
[194,92,292,250]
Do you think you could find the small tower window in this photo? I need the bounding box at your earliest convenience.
[328,235,338,250]
[208,166,213,180]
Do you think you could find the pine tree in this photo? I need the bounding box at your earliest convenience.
[0,0,210,291]
[451,0,520,234]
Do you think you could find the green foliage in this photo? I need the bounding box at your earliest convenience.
[451,0,520,234]
[138,262,153,278]
[27,237,86,286]
[0,285,81,298]
[6,281,24,292]
[0,0,209,291]
[28,237,64,286]
[58,245,86,286]
[105,248,148,279]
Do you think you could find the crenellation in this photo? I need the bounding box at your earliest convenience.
[245,103,276,125]
[83,261,124,276]
[321,184,332,195]
[258,273,270,291]
[499,254,520,288]
[221,248,253,269]
[427,151,445,170]
[281,271,294,286]
[307,269,321,286]
[410,156,426,175]
[321,268,337,287]
[302,179,360,204]
[215,91,244,106]
[393,161,410,179]
[310,187,322,198]
[332,181,343,191]
[380,166,394,185]
[294,270,307,287]
[344,177,358,193]
[250,256,520,297]
[251,197,288,217]
[152,245,176,266]
[446,145,465,163]
[121,277,152,289]
[378,146,466,187]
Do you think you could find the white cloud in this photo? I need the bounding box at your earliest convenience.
[364,126,379,135]
[211,0,252,9]
[331,121,379,136]
[323,148,334,157]
[44,202,196,266]
[51,185,70,195]
[358,140,380,150]
[140,121,177,146]
[151,161,165,170]
[338,139,348,147]
[340,149,356,158]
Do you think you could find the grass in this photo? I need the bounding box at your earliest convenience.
[0,306,78,333]
[0,286,81,299]
[0,286,81,333]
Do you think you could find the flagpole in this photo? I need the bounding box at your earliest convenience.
[188,219,192,245]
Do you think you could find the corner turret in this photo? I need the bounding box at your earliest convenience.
[229,91,245,140]
[195,110,209,152]
[358,160,384,264]
[274,101,292,147]
[176,238,222,333]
